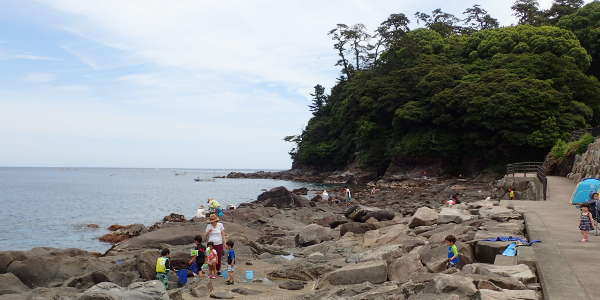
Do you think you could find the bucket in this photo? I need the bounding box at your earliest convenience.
[222,269,229,280]
[177,269,189,285]
[245,270,254,282]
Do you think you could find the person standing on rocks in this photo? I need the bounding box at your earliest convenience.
[207,198,223,216]
[322,190,329,202]
[205,214,226,276]
[344,188,352,204]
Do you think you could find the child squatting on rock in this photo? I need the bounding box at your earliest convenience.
[189,235,206,279]
[445,235,460,269]
[225,240,236,285]
[156,248,173,289]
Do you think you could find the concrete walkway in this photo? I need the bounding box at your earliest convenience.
[503,176,600,300]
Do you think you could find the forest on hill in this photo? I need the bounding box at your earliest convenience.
[288,0,600,175]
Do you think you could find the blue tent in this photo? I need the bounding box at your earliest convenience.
[571,178,600,204]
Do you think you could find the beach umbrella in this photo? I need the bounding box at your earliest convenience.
[571,178,600,204]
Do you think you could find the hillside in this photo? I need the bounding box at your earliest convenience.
[289,1,600,176]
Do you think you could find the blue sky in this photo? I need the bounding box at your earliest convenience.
[0,0,582,169]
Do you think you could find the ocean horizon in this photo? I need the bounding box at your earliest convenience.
[0,167,321,252]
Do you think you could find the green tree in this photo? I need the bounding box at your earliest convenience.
[308,84,327,115]
[415,9,461,36]
[558,1,600,78]
[511,0,545,25]
[545,0,585,24]
[463,5,500,31]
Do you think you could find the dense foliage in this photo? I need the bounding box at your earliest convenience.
[290,1,600,174]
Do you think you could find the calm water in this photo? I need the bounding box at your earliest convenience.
[0,167,321,252]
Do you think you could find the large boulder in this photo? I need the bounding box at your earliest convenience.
[318,260,387,288]
[409,207,439,228]
[345,205,395,223]
[254,186,309,208]
[431,274,477,297]
[463,263,536,284]
[437,208,474,224]
[136,250,160,281]
[63,271,110,290]
[388,251,426,283]
[0,273,30,295]
[268,261,337,281]
[478,207,522,222]
[78,281,169,300]
[478,289,540,300]
[340,222,378,236]
[295,224,334,247]
[6,252,112,288]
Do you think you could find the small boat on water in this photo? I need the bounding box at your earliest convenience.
[194,177,201,182]
[194,177,215,182]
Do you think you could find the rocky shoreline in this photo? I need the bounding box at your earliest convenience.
[0,174,541,300]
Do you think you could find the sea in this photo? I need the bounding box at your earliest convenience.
[0,167,324,252]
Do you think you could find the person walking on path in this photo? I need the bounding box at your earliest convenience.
[205,214,226,275]
[579,204,595,242]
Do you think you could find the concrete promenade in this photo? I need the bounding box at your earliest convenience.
[503,176,600,300]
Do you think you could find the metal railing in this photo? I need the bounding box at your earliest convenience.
[506,162,547,200]
[571,127,600,141]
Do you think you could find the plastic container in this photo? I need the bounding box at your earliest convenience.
[177,269,189,285]
[222,269,229,280]
[245,270,254,282]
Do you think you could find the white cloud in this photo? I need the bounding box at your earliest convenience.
[22,72,56,83]
[14,54,57,61]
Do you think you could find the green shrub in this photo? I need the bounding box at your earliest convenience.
[550,139,567,159]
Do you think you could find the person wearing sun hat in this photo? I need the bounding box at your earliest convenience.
[205,213,226,275]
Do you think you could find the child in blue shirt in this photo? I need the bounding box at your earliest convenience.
[445,235,460,268]
[225,240,236,285]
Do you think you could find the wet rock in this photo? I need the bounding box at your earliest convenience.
[279,281,305,290]
[99,233,129,244]
[292,187,308,195]
[0,273,30,294]
[248,241,290,256]
[295,224,334,247]
[255,186,310,208]
[107,225,127,231]
[409,207,439,228]
[340,222,377,236]
[318,260,387,288]
[163,213,186,222]
[315,214,346,228]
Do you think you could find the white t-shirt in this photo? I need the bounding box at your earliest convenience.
[205,223,225,245]
[322,191,329,201]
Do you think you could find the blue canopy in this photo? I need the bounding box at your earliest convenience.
[571,178,600,204]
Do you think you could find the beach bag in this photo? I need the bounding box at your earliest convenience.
[217,208,224,217]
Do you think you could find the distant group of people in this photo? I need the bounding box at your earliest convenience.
[320,187,352,205]
[156,198,237,290]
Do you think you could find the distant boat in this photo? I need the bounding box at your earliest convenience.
[194,177,215,182]
[174,171,186,176]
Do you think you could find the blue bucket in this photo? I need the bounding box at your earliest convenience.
[177,269,189,285]
[222,269,229,280]
[245,270,254,282]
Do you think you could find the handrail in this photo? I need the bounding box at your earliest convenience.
[506,161,547,200]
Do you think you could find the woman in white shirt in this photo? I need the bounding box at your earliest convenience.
[205,214,226,274]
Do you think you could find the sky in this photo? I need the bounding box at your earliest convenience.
[0,0,583,169]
